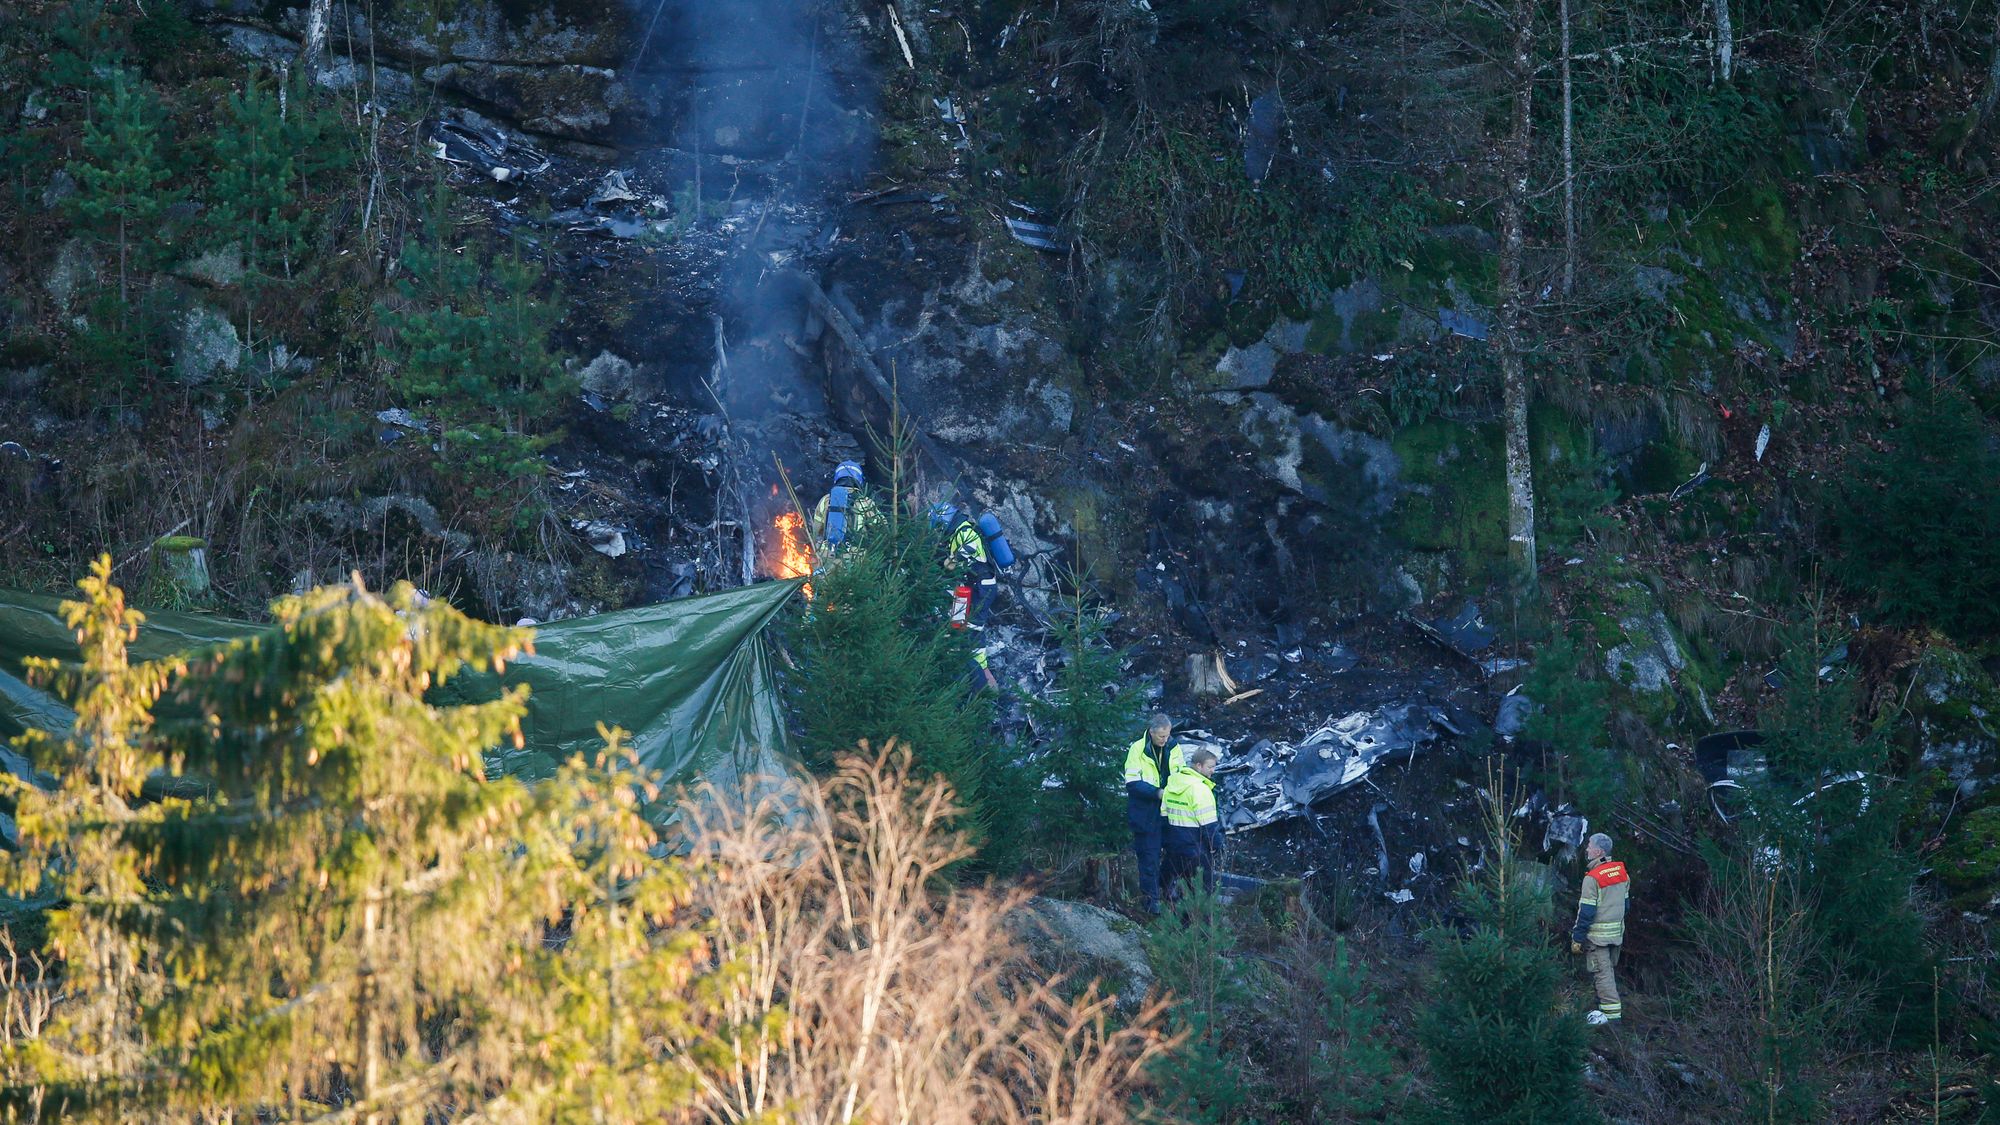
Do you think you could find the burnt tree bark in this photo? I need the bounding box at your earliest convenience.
[1498,0,1540,590]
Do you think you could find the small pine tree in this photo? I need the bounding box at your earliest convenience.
[790,511,1010,864]
[463,249,573,477]
[122,579,570,1115]
[1522,632,1617,807]
[41,0,125,93]
[1677,855,1834,1122]
[383,186,576,522]
[1827,388,2000,641]
[1141,886,1252,1124]
[1417,770,1592,1125]
[1,555,184,1108]
[66,68,177,306]
[1025,585,1139,858]
[209,70,305,364]
[1315,936,1403,1120]
[506,729,713,1117]
[1752,621,1926,1038]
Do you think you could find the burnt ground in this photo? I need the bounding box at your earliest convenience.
[409,21,1559,914]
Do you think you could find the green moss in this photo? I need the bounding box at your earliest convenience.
[153,534,206,551]
[1179,331,1232,387]
[1350,307,1402,352]
[1388,420,1508,558]
[1305,306,1347,354]
[1224,299,1280,347]
[1681,186,1798,280]
[1529,402,1589,469]
[1401,233,1497,307]
[1937,805,2000,904]
[1625,438,1704,495]
[1061,487,1131,592]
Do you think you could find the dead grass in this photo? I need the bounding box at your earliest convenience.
[670,741,1176,1125]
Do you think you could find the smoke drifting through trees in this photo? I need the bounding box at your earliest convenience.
[626,0,881,569]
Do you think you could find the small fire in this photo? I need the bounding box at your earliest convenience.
[773,511,814,584]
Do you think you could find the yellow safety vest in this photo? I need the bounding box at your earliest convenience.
[1162,767,1218,829]
[1123,736,1185,790]
[947,520,989,566]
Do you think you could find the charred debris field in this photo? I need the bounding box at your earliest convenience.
[3,0,2000,1120]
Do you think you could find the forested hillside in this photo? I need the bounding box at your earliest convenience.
[2,0,1999,1119]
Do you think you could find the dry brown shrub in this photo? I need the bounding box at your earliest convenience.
[669,741,1174,1125]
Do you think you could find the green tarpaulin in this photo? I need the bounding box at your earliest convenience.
[0,579,803,805]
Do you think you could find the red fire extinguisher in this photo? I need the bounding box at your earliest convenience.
[949,585,971,629]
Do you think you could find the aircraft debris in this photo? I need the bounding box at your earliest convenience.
[1218,704,1460,830]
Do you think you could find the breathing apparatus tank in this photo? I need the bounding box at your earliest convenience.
[975,512,1016,568]
[823,485,854,546]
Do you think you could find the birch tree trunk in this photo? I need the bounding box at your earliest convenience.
[1499,0,1540,591]
[890,0,933,58]
[1981,2,2000,121]
[1715,0,1735,82]
[297,0,332,84]
[1561,0,1576,297]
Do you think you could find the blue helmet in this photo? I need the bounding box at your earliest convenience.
[832,460,863,488]
[928,502,959,529]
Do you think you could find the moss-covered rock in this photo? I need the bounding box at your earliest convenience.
[1387,419,1507,559]
[1913,646,2000,799]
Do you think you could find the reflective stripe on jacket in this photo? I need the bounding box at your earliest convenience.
[947,520,989,567]
[810,491,883,546]
[1162,766,1222,856]
[1571,860,1630,946]
[1123,736,1186,799]
[1162,767,1217,828]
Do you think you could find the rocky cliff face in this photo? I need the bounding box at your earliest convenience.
[200,0,647,145]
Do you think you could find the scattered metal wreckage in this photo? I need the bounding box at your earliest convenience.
[1405,601,1526,677]
[427,110,551,183]
[1003,203,1065,253]
[1695,728,1873,823]
[1668,461,1711,500]
[1437,307,1490,341]
[1211,703,1468,831]
[1243,90,1285,185]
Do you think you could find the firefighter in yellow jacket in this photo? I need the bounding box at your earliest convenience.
[1569,832,1630,1026]
[1161,748,1222,900]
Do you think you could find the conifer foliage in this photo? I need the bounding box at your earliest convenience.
[1826,388,2000,642]
[1024,587,1138,857]
[789,509,1009,863]
[3,555,185,1104]
[0,567,699,1118]
[0,565,1165,1120]
[66,67,176,306]
[1749,624,1927,1036]
[382,186,576,518]
[1418,771,1592,1125]
[1313,937,1403,1120]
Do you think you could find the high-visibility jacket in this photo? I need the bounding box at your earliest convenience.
[1571,860,1631,946]
[1123,736,1186,804]
[946,519,991,571]
[1162,766,1222,856]
[810,490,883,549]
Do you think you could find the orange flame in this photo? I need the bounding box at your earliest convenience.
[773,511,813,585]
